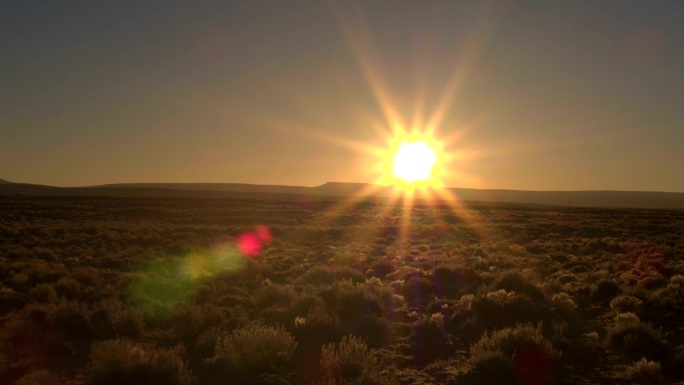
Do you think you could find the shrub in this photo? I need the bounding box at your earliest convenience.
[471,290,541,331]
[88,340,195,385]
[494,271,545,302]
[466,350,518,385]
[300,265,364,286]
[91,299,144,340]
[324,280,383,321]
[29,283,58,303]
[319,335,389,385]
[469,323,558,385]
[606,317,663,360]
[431,265,482,298]
[367,259,395,279]
[294,304,341,346]
[50,300,93,344]
[609,295,643,314]
[411,313,450,365]
[203,323,296,383]
[192,327,224,362]
[627,358,661,384]
[253,284,296,309]
[590,279,621,302]
[551,292,577,314]
[54,277,82,300]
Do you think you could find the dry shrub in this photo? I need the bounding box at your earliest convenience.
[627,358,661,383]
[606,315,664,361]
[590,279,622,302]
[551,292,577,314]
[494,271,546,302]
[202,323,296,383]
[609,295,643,314]
[411,313,450,364]
[469,323,559,385]
[88,339,195,385]
[319,335,389,385]
[471,290,540,330]
[294,304,341,345]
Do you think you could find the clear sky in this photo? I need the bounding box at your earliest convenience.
[1,1,683,191]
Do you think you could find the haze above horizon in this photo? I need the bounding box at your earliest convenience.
[2,1,683,192]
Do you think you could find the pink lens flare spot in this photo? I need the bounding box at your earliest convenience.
[237,232,262,258]
[256,225,273,243]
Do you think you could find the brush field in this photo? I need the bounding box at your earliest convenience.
[1,195,683,384]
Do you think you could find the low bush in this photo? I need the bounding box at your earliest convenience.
[293,304,341,346]
[319,335,390,385]
[471,290,541,331]
[606,315,664,361]
[626,358,661,384]
[590,279,622,302]
[551,292,577,314]
[202,323,296,383]
[431,265,482,298]
[88,339,195,385]
[609,295,643,314]
[411,313,450,365]
[494,271,546,302]
[469,323,558,385]
[300,265,364,286]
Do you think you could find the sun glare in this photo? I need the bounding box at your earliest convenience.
[393,141,437,183]
[376,130,447,191]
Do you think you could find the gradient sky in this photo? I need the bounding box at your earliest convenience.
[1,1,683,191]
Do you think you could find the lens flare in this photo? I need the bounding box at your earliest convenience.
[129,225,273,317]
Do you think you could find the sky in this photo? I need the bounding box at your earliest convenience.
[1,0,683,191]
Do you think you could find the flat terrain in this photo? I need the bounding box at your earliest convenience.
[1,195,683,384]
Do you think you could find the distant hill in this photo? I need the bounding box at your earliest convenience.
[1,179,684,210]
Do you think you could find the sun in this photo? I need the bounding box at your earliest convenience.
[392,141,438,183]
[377,130,447,191]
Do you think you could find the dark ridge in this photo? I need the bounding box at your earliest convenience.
[1,181,683,210]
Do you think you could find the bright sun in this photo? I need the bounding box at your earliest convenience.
[392,141,437,183]
[376,131,446,191]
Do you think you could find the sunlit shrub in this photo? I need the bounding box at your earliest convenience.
[494,271,545,302]
[609,295,642,314]
[294,304,341,346]
[300,265,364,285]
[411,313,450,365]
[320,335,389,385]
[203,323,296,382]
[466,350,517,385]
[471,290,540,331]
[325,280,383,321]
[551,292,577,314]
[88,339,195,385]
[253,283,296,309]
[469,323,558,385]
[366,259,395,279]
[606,316,663,360]
[91,299,144,340]
[431,265,482,299]
[626,358,661,383]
